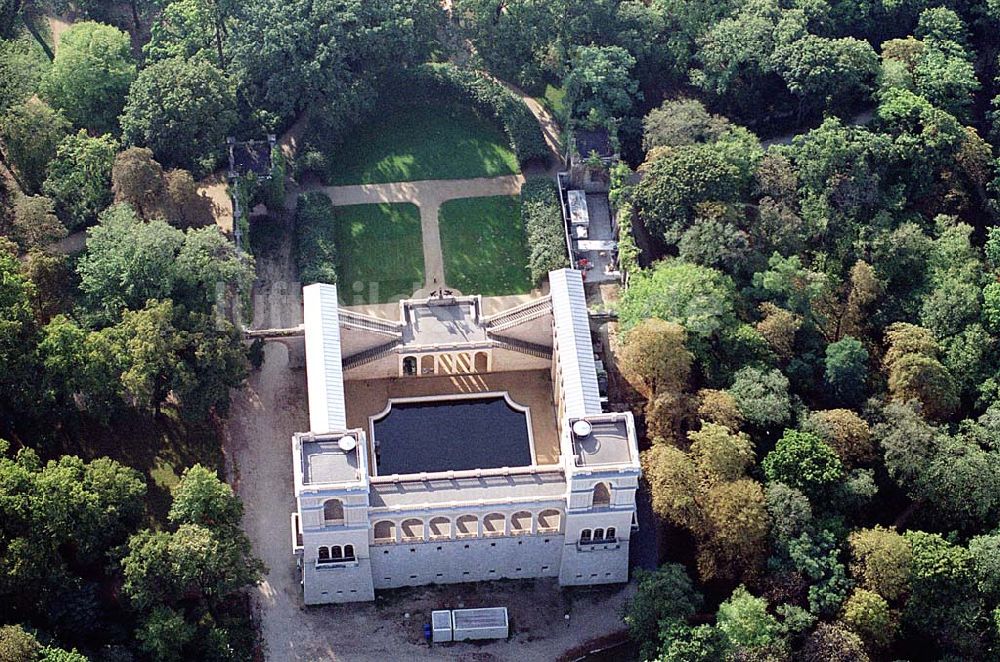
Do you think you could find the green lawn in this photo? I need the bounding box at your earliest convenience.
[332,202,424,304]
[439,196,532,296]
[324,101,519,185]
[537,83,568,125]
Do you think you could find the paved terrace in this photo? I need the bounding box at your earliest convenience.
[344,369,560,466]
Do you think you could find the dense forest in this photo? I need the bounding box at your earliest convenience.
[1,0,1000,659]
[453,1,1000,660]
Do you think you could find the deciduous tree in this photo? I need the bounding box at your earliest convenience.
[564,45,640,128]
[848,526,911,602]
[624,564,702,661]
[617,318,692,399]
[642,98,732,150]
[77,205,184,320]
[0,98,70,193]
[763,430,844,498]
[111,147,170,220]
[42,130,116,229]
[619,260,736,340]
[841,588,895,650]
[803,409,874,468]
[729,366,792,429]
[39,21,135,135]
[120,56,236,172]
[716,586,783,657]
[11,194,66,250]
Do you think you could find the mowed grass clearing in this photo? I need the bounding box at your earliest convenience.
[439,196,532,296]
[324,101,519,185]
[333,202,424,305]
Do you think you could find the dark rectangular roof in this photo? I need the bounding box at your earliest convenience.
[574,128,613,159]
[229,141,272,177]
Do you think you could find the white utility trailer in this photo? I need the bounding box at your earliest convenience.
[452,607,509,641]
[431,607,509,642]
[567,190,590,227]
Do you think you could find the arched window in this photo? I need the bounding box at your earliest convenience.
[456,514,478,538]
[374,520,396,543]
[403,356,417,376]
[420,355,435,375]
[331,546,343,559]
[537,509,562,533]
[401,518,424,541]
[595,528,605,541]
[580,529,592,543]
[483,513,505,536]
[511,511,532,534]
[429,517,451,539]
[318,546,330,561]
[324,499,345,524]
[606,527,616,541]
[344,544,355,560]
[592,483,611,508]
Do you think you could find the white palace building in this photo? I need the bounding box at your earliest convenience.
[290,269,641,604]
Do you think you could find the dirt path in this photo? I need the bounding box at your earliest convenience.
[489,77,564,175]
[287,174,525,295]
[47,229,86,255]
[45,14,72,53]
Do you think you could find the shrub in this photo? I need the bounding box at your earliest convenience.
[520,178,568,281]
[295,192,337,285]
[405,64,549,166]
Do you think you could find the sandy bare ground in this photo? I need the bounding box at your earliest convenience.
[45,14,72,52]
[287,175,525,296]
[198,172,235,234]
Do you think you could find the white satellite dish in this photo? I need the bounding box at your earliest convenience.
[572,420,593,437]
[338,436,357,452]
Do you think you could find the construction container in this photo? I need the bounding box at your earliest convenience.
[451,607,509,641]
[567,190,590,226]
[431,610,452,642]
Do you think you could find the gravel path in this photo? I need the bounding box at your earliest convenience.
[286,174,525,295]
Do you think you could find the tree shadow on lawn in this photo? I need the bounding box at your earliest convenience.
[52,405,224,525]
[324,102,520,185]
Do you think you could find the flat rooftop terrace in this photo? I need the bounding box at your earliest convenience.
[299,436,363,485]
[345,369,560,469]
[571,417,634,467]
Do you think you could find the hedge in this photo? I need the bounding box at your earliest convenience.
[405,64,550,167]
[520,178,568,282]
[294,192,338,285]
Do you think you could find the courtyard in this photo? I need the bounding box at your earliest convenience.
[344,369,561,467]
[288,93,543,305]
